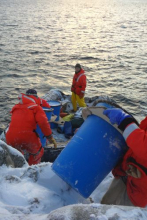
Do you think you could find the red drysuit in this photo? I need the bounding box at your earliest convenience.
[71,68,86,96]
[113,117,147,207]
[6,94,52,165]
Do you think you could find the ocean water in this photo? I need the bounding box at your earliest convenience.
[0,0,147,130]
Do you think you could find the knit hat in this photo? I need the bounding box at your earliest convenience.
[26,89,37,96]
[75,63,81,69]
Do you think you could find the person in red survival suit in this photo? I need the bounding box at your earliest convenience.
[6,90,57,166]
[71,64,87,112]
[101,108,147,208]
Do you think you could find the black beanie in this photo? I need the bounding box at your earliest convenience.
[26,89,37,96]
[75,63,81,69]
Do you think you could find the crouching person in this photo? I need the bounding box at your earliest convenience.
[101,108,147,207]
[6,91,57,166]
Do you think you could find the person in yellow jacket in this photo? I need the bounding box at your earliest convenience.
[71,64,86,112]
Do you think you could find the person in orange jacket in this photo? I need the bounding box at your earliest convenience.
[101,108,147,207]
[6,90,56,166]
[71,64,86,112]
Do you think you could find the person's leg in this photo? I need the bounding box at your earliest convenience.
[71,92,77,112]
[6,131,44,165]
[76,94,86,108]
[101,178,134,206]
[28,147,44,165]
[24,132,44,165]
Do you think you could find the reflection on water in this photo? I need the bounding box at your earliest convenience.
[0,0,147,129]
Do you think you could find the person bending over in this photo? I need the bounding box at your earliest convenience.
[6,89,56,165]
[101,108,147,207]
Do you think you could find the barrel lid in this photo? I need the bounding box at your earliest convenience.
[43,107,53,112]
[82,107,123,134]
[47,100,61,106]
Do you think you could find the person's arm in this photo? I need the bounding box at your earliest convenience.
[123,122,147,158]
[40,98,51,108]
[35,105,52,137]
[71,75,75,92]
[103,108,147,159]
[35,106,57,148]
[76,75,86,98]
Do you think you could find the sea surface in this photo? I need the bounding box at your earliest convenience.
[0,0,147,130]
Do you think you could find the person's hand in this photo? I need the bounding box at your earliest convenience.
[103,108,130,125]
[79,93,84,99]
[47,137,57,148]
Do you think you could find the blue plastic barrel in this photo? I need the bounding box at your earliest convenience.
[36,107,53,147]
[52,109,128,198]
[47,100,61,129]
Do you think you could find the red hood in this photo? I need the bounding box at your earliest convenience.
[139,116,147,131]
[75,68,85,75]
[10,94,38,113]
[18,93,41,105]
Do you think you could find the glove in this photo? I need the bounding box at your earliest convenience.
[79,93,84,99]
[47,137,57,148]
[103,108,130,125]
